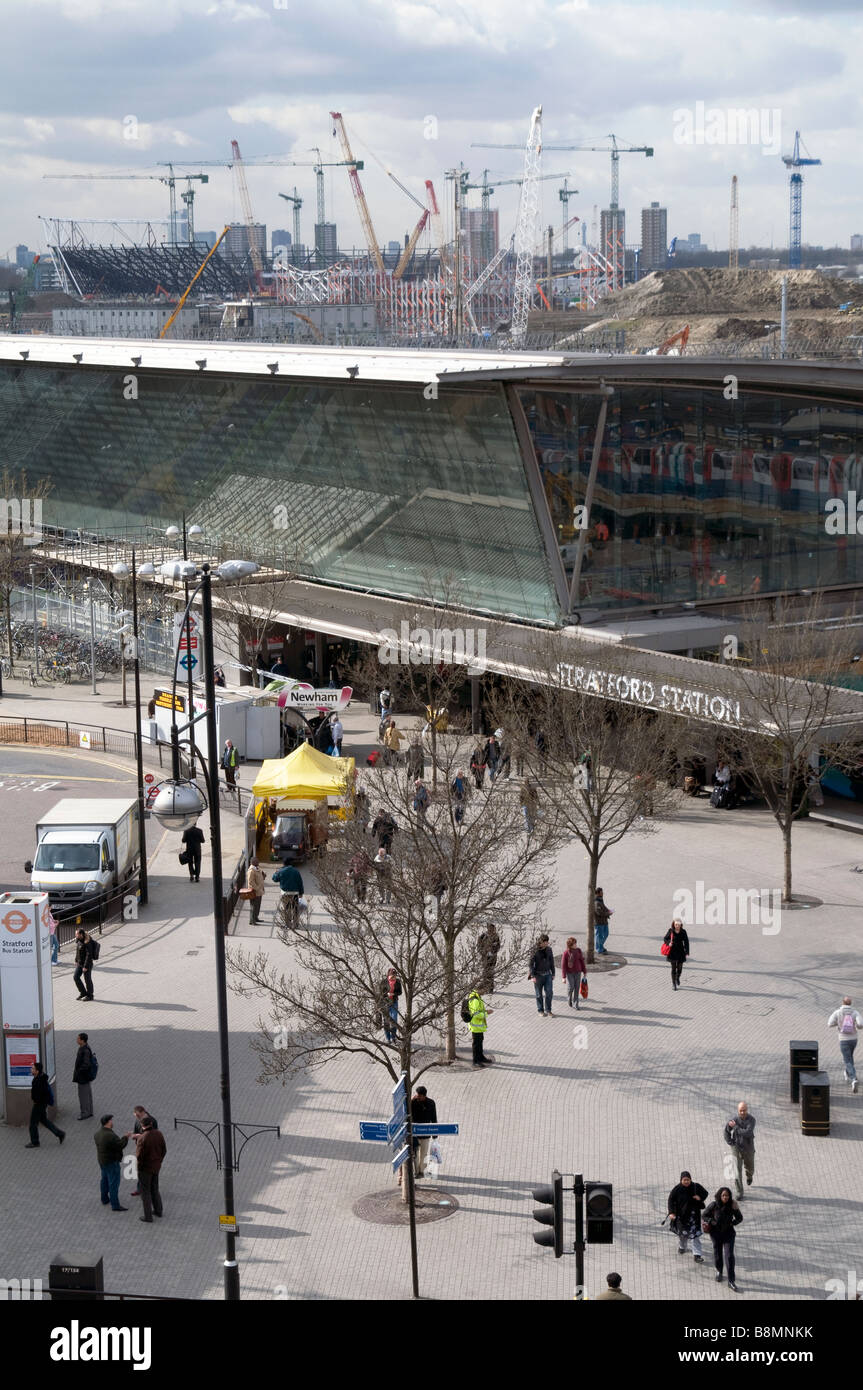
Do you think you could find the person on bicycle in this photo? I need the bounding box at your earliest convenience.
[273,861,304,928]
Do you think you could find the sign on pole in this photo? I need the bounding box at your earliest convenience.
[389,1122,408,1152]
[359,1122,389,1142]
[392,1145,411,1175]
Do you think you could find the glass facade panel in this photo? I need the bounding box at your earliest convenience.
[523,386,863,609]
[0,365,560,624]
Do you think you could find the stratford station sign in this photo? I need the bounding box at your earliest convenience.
[555,662,742,726]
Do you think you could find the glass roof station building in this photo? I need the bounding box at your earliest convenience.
[2,334,863,687]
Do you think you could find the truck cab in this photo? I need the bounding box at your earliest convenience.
[27,830,114,914]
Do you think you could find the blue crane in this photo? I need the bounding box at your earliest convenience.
[782,130,821,270]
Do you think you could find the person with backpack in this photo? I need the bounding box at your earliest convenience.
[702,1187,742,1289]
[594,888,613,955]
[529,934,556,1016]
[73,1031,97,1120]
[561,937,587,1009]
[828,996,862,1094]
[724,1101,756,1197]
[663,918,690,991]
[464,988,490,1068]
[666,1170,708,1262]
[25,1062,65,1148]
[73,928,98,1001]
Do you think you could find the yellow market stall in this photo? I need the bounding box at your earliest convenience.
[252,742,357,858]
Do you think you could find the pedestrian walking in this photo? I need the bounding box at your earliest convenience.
[410,1085,437,1178]
[348,848,372,902]
[702,1187,742,1289]
[25,1062,65,1148]
[562,937,587,1009]
[379,687,392,719]
[94,1115,128,1211]
[477,924,501,994]
[379,968,401,1043]
[329,715,344,756]
[412,778,429,819]
[48,908,59,964]
[181,822,205,883]
[595,1272,632,1301]
[529,934,556,1015]
[466,987,490,1067]
[520,777,539,836]
[470,743,486,790]
[222,739,239,787]
[73,1031,96,1120]
[384,720,404,768]
[371,808,397,851]
[372,846,393,904]
[244,855,266,926]
[828,995,862,1094]
[451,769,467,823]
[667,1170,708,1262]
[724,1101,756,1197]
[73,928,97,1001]
[407,739,425,781]
[593,888,613,956]
[496,729,511,780]
[484,734,500,783]
[133,1117,167,1223]
[663,918,690,990]
[273,861,304,928]
[129,1105,158,1197]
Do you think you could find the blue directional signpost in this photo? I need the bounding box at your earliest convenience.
[359,1072,460,1300]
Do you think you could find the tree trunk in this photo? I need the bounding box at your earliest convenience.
[782,818,793,903]
[444,931,456,1062]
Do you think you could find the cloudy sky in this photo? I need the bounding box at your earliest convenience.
[2,0,861,261]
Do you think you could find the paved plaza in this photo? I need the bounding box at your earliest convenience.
[1,677,862,1301]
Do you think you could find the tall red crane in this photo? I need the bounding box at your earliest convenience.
[330,112,384,273]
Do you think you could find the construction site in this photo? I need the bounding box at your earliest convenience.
[6,109,861,357]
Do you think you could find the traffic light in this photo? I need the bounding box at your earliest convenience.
[585,1181,613,1243]
[532,1169,564,1257]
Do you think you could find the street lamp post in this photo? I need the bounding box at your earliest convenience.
[151,555,257,1302]
[111,552,153,907]
[29,564,39,678]
[166,518,203,760]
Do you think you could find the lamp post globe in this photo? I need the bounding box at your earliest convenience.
[151,780,207,832]
[160,559,197,582]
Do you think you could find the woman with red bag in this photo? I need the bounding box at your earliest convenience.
[663,918,690,991]
[562,936,587,1010]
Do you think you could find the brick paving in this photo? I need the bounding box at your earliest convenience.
[1,681,862,1300]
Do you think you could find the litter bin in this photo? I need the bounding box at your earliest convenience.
[50,1252,104,1301]
[800,1070,830,1136]
[790,1039,819,1103]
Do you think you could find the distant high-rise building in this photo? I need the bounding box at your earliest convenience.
[272,228,291,254]
[33,256,59,292]
[196,231,218,249]
[852,233,863,253]
[387,240,401,257]
[640,202,668,271]
[460,207,499,268]
[686,232,702,249]
[15,245,35,270]
[314,223,338,264]
[222,223,267,263]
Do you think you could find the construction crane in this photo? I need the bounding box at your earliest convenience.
[729,175,739,271]
[393,206,430,279]
[160,226,230,338]
[782,130,821,270]
[559,178,576,250]
[472,132,652,210]
[653,323,690,355]
[43,168,209,245]
[459,169,571,266]
[510,106,543,347]
[278,189,303,255]
[425,179,452,282]
[230,140,265,291]
[330,112,384,273]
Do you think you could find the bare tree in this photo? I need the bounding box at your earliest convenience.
[491,636,686,963]
[0,468,53,666]
[210,564,301,686]
[728,596,863,903]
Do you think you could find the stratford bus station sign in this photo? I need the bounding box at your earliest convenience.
[555,662,742,726]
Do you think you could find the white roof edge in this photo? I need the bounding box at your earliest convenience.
[0,333,570,385]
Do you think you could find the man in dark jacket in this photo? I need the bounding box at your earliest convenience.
[371,809,397,851]
[529,934,556,1017]
[181,823,205,883]
[667,1170,708,1262]
[129,1105,158,1197]
[25,1062,65,1148]
[594,889,613,956]
[478,925,501,994]
[94,1114,128,1211]
[73,929,96,1000]
[724,1101,756,1197]
[273,861,304,927]
[72,1031,94,1120]
[410,1086,437,1178]
[135,1118,167,1223]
